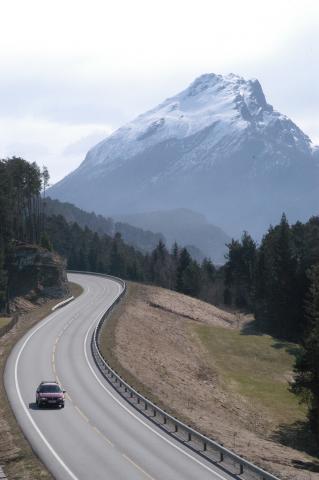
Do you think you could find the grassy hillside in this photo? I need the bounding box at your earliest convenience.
[195,325,304,426]
[100,282,318,480]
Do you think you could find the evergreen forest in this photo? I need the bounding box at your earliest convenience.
[224,214,319,442]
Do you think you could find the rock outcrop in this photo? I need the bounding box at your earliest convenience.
[7,242,69,306]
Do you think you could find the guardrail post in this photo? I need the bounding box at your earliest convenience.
[163,416,167,424]
[174,424,178,433]
[203,441,207,451]
[145,402,148,411]
[187,432,191,442]
[220,452,224,462]
[239,464,244,474]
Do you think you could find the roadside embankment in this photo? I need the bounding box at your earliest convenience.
[100,282,319,480]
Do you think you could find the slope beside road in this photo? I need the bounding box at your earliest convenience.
[5,273,234,480]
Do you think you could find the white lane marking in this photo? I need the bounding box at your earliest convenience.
[13,284,91,480]
[74,405,89,423]
[92,426,114,447]
[122,453,156,480]
[83,291,230,480]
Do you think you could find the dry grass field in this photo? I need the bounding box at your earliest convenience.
[0,317,11,328]
[100,282,319,480]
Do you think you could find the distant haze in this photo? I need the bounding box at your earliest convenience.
[117,209,231,264]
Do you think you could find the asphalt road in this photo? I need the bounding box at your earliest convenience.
[5,273,234,480]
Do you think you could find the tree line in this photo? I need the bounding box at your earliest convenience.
[45,214,218,301]
[224,213,319,443]
[0,157,218,311]
[0,157,49,310]
[44,196,164,253]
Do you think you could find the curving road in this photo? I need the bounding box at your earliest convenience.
[5,273,234,480]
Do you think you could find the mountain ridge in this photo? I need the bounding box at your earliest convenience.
[44,198,230,263]
[49,73,318,237]
[44,197,164,253]
[116,208,230,264]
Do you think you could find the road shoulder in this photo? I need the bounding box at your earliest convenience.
[0,282,82,480]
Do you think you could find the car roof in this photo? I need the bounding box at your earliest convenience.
[39,381,59,385]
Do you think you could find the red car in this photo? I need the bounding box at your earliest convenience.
[36,381,65,408]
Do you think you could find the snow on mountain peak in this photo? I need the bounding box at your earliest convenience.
[50,72,318,239]
[79,73,312,173]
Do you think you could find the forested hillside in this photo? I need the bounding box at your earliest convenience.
[0,158,218,312]
[0,158,70,311]
[44,197,165,253]
[0,158,48,310]
[224,213,319,443]
[45,215,218,302]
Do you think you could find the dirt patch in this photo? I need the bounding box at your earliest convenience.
[0,282,83,480]
[146,286,241,327]
[0,317,11,328]
[100,282,319,480]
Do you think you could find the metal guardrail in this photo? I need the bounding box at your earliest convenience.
[51,296,75,311]
[0,294,74,338]
[69,270,280,480]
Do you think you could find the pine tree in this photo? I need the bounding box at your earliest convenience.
[181,261,201,297]
[172,242,179,260]
[0,235,7,312]
[202,258,216,282]
[149,240,170,287]
[176,248,191,293]
[292,264,319,442]
[254,214,299,338]
[88,233,100,272]
[41,165,50,234]
[224,232,256,308]
[110,233,126,277]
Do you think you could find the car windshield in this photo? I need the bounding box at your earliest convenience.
[39,384,61,393]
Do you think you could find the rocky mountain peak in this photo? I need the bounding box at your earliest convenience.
[183,73,272,117]
[49,73,318,238]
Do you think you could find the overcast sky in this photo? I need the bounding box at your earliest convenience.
[0,0,318,184]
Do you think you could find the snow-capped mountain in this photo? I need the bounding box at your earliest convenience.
[50,73,319,237]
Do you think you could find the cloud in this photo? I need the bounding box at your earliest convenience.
[0,117,113,183]
[233,23,319,143]
[0,0,318,184]
[63,131,109,156]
